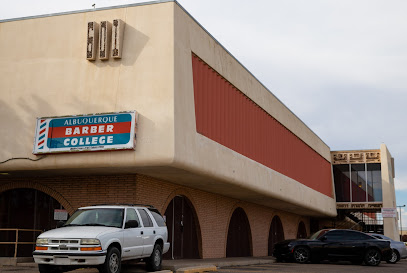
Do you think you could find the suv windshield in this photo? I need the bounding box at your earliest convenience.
[64,208,124,228]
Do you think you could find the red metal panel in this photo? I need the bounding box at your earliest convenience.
[191,55,334,198]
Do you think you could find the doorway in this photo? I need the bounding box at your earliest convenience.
[268,215,285,256]
[163,195,200,259]
[0,188,64,257]
[297,221,307,239]
[226,207,252,257]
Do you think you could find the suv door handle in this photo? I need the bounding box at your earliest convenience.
[141,231,143,235]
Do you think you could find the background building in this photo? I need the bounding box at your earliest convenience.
[330,145,398,239]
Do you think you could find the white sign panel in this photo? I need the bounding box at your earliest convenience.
[54,209,68,221]
[381,208,397,218]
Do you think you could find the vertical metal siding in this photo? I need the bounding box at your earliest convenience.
[191,55,333,197]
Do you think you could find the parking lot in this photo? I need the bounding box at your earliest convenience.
[2,260,407,273]
[218,260,407,273]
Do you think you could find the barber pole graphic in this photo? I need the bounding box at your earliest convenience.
[37,119,48,150]
[33,111,137,154]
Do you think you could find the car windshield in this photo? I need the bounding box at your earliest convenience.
[309,229,330,240]
[64,208,124,228]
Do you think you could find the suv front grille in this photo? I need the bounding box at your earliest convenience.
[49,246,79,251]
[46,239,81,252]
[50,239,80,244]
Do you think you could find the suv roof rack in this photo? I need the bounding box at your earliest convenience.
[87,203,155,208]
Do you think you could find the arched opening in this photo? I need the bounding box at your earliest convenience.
[226,207,252,257]
[268,215,285,256]
[163,195,201,259]
[296,221,307,239]
[0,188,65,257]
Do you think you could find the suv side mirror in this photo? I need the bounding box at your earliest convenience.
[320,236,327,242]
[56,221,66,228]
[125,220,139,229]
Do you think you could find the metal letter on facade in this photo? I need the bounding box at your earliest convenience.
[99,21,112,60]
[111,19,125,59]
[86,22,99,61]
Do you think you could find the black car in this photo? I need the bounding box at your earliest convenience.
[273,229,392,266]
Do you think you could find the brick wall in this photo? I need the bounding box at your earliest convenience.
[0,174,309,258]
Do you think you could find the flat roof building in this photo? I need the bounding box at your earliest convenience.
[0,0,398,260]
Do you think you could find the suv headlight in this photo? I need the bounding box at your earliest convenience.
[36,238,49,245]
[81,239,101,245]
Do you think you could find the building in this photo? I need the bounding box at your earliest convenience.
[331,147,398,239]
[0,0,398,260]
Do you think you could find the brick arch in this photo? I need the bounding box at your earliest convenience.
[296,220,308,239]
[161,188,199,215]
[268,214,285,256]
[0,181,74,214]
[162,188,202,259]
[225,203,253,257]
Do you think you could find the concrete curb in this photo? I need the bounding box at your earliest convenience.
[175,265,217,273]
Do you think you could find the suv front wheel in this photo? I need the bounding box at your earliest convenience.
[146,244,162,272]
[99,247,121,273]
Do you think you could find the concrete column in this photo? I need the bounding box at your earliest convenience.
[381,144,399,240]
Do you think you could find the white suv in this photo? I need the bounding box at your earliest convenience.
[33,204,170,273]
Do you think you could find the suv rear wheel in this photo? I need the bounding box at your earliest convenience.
[146,244,162,272]
[99,247,121,273]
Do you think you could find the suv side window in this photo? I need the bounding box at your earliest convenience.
[148,208,166,227]
[125,208,141,227]
[137,209,153,227]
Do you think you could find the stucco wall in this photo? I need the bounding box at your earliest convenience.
[0,2,175,172]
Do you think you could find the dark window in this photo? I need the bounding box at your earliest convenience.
[344,231,371,240]
[333,163,382,203]
[138,209,153,227]
[333,165,351,202]
[125,208,140,226]
[367,163,382,202]
[148,208,166,227]
[324,230,346,241]
[351,164,366,202]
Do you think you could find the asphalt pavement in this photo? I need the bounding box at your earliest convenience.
[2,258,407,273]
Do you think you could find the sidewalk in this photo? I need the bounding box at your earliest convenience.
[8,256,276,272]
[162,256,275,271]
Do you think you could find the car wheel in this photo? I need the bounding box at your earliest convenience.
[364,248,381,266]
[293,246,310,263]
[386,249,400,264]
[99,247,121,273]
[146,244,162,272]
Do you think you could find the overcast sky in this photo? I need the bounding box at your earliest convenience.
[1,0,407,227]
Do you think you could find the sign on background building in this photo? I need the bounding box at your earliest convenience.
[381,208,397,218]
[33,111,137,154]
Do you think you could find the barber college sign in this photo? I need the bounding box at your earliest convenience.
[33,111,137,154]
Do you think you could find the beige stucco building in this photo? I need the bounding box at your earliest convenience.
[0,0,399,260]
